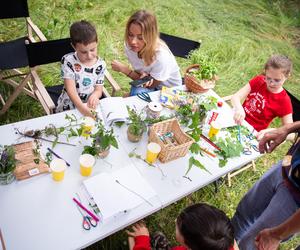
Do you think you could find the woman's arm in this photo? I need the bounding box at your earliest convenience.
[231,84,251,125]
[64,79,93,117]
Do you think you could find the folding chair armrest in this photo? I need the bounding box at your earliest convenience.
[31,70,55,114]
[26,17,47,42]
[104,70,121,96]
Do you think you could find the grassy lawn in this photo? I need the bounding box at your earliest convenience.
[1,0,300,249]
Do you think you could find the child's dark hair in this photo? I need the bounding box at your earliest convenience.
[176,203,234,250]
[70,20,97,46]
[264,54,293,77]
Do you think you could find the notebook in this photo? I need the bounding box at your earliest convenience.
[96,97,129,126]
[83,166,157,220]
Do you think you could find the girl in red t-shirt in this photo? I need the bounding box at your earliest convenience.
[127,203,238,250]
[231,55,293,140]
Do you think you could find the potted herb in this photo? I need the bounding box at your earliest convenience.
[82,122,118,158]
[185,53,218,93]
[127,107,146,143]
[0,145,17,185]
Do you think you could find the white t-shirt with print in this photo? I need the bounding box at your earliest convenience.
[125,44,182,88]
[56,52,106,112]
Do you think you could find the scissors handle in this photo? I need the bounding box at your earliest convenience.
[82,217,91,230]
[137,92,151,102]
[86,215,97,227]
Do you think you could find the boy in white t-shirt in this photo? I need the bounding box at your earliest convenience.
[111,10,182,96]
[56,20,106,117]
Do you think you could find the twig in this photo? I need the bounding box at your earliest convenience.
[183,175,192,182]
[15,128,76,146]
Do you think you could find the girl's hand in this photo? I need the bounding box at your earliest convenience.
[233,107,246,125]
[87,93,100,109]
[126,221,149,237]
[111,60,127,73]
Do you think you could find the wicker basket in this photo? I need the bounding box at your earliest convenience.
[184,64,217,93]
[149,118,194,163]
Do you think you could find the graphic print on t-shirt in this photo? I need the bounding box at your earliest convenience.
[244,92,265,115]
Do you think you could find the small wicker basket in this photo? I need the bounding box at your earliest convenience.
[149,118,194,163]
[184,64,217,93]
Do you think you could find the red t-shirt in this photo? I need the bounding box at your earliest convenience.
[133,235,187,250]
[242,75,292,131]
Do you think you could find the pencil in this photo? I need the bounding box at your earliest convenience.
[47,147,71,167]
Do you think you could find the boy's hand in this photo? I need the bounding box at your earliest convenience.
[87,93,100,109]
[126,221,149,237]
[111,60,127,74]
[233,107,245,125]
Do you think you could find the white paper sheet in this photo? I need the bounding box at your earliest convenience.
[84,166,157,220]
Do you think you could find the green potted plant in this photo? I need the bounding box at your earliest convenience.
[82,122,118,158]
[127,107,146,143]
[0,145,17,185]
[185,53,218,93]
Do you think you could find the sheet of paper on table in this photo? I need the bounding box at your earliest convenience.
[83,165,157,220]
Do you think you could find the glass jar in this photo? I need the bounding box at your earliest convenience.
[0,171,15,185]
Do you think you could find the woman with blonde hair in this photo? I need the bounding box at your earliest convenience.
[112,10,182,96]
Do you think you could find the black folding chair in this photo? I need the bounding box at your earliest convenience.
[285,88,300,122]
[0,0,46,42]
[0,37,55,115]
[26,38,121,108]
[160,32,201,58]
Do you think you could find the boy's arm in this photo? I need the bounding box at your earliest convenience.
[255,209,300,250]
[87,85,103,109]
[64,79,93,117]
[231,83,251,125]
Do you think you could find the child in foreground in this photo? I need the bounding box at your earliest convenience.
[231,54,293,139]
[56,20,106,117]
[127,203,238,250]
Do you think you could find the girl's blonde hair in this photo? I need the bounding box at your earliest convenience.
[125,10,163,66]
[264,54,293,77]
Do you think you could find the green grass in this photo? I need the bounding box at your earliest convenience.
[1,0,300,249]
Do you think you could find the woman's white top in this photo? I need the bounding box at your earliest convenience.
[125,43,182,88]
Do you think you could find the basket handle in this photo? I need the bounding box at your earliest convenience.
[185,64,200,74]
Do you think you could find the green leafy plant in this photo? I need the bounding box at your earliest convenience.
[82,122,118,156]
[188,53,218,80]
[127,106,147,136]
[0,145,16,174]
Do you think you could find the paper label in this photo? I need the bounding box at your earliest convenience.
[28,168,40,176]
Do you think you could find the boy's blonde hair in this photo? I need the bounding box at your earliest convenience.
[125,10,164,66]
[264,54,293,77]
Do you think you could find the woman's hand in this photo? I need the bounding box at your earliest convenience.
[126,221,149,237]
[111,60,127,74]
[233,107,246,125]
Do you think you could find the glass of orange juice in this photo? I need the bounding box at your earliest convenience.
[79,154,95,177]
[146,142,161,164]
[81,117,95,138]
[208,121,221,139]
[50,158,67,181]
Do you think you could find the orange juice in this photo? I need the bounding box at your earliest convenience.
[208,121,221,139]
[146,142,161,164]
[50,158,67,181]
[79,154,95,177]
